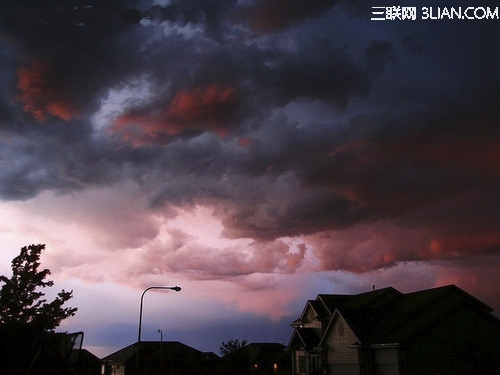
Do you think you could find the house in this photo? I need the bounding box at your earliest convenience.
[288,285,500,375]
[77,349,101,375]
[101,341,218,375]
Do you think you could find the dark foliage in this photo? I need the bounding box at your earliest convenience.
[220,338,248,358]
[0,244,79,374]
[0,244,77,333]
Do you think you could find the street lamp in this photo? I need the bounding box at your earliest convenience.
[158,329,163,342]
[136,286,181,374]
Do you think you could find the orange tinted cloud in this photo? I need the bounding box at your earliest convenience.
[168,85,237,128]
[112,84,238,146]
[16,61,79,122]
[307,222,428,273]
[238,137,252,147]
[428,233,500,259]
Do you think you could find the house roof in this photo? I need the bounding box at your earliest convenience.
[308,299,331,320]
[332,287,404,342]
[77,349,102,375]
[102,342,138,363]
[294,284,499,348]
[78,348,101,363]
[299,287,402,323]
[102,341,214,364]
[317,294,354,315]
[289,327,320,349]
[291,299,328,327]
[359,284,495,345]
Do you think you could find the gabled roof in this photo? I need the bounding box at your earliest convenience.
[79,348,100,361]
[316,287,401,317]
[77,349,102,375]
[308,299,331,320]
[289,327,320,349]
[318,308,361,347]
[102,342,138,363]
[360,284,495,345]
[332,287,403,341]
[317,294,352,315]
[296,285,499,349]
[102,341,210,364]
[291,298,331,327]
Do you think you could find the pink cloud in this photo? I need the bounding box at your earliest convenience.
[140,234,306,281]
[307,221,429,273]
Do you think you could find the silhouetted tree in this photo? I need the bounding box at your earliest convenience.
[220,338,248,357]
[0,244,77,333]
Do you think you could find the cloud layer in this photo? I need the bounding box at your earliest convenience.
[1,0,500,355]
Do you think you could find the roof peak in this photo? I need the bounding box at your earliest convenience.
[317,285,401,298]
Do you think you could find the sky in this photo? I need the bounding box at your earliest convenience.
[1,0,500,358]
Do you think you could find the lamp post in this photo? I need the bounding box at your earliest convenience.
[136,286,181,375]
[158,329,163,342]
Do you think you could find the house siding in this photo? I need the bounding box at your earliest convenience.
[294,349,308,375]
[329,364,360,375]
[107,363,125,375]
[373,349,399,375]
[325,316,360,375]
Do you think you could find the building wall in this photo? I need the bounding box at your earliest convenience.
[294,349,308,375]
[373,348,399,375]
[108,364,125,375]
[406,305,500,375]
[325,316,360,375]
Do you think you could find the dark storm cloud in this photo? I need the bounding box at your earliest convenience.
[1,0,500,276]
[2,28,146,124]
[203,108,498,240]
[231,0,341,32]
[0,122,126,200]
[109,36,392,145]
[0,1,208,125]
[230,0,376,33]
[138,7,500,270]
[252,38,391,107]
[2,0,389,137]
